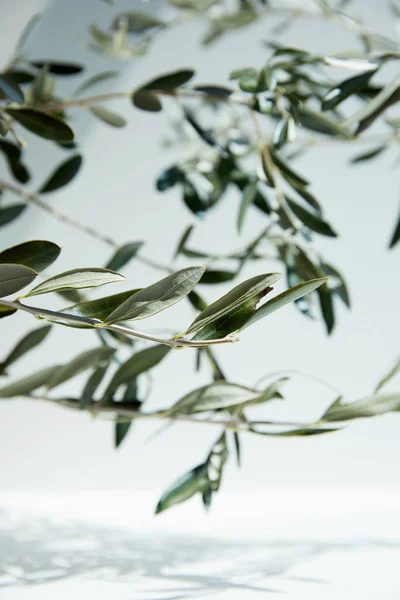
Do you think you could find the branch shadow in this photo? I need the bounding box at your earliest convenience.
[0,508,399,598]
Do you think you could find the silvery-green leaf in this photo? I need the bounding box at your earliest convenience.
[0,241,60,272]
[167,382,264,415]
[105,242,144,271]
[0,324,51,374]
[322,393,400,422]
[62,289,141,324]
[155,464,209,514]
[25,268,124,297]
[0,365,60,398]
[0,263,37,297]
[105,266,205,323]
[46,346,115,390]
[375,358,400,392]
[90,106,126,128]
[38,155,82,194]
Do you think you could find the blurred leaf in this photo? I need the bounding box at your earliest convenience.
[297,106,352,138]
[375,358,400,392]
[73,71,118,96]
[0,140,30,183]
[0,74,24,103]
[345,74,400,134]
[194,85,233,97]
[167,381,264,415]
[322,69,377,111]
[323,393,400,422]
[155,464,208,514]
[389,207,400,249]
[241,278,327,331]
[174,225,194,259]
[38,155,82,194]
[156,165,183,192]
[184,273,282,337]
[317,282,335,334]
[349,145,386,164]
[0,263,37,297]
[0,365,60,397]
[0,240,60,273]
[31,61,84,75]
[206,431,228,494]
[46,346,114,390]
[141,69,195,91]
[233,431,241,466]
[112,12,165,32]
[25,268,124,297]
[199,270,236,284]
[269,148,309,187]
[81,364,108,406]
[105,266,205,324]
[6,108,74,142]
[183,107,224,153]
[0,204,27,226]
[237,180,257,232]
[251,425,341,436]
[0,324,51,374]
[188,289,208,312]
[182,180,207,215]
[0,305,16,319]
[105,242,144,271]
[115,420,132,448]
[102,345,170,403]
[90,105,126,127]
[62,289,141,323]
[321,263,351,308]
[132,90,162,112]
[5,70,35,85]
[286,198,337,237]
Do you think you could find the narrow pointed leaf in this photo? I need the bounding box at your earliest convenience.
[323,393,400,422]
[115,421,132,448]
[155,464,209,514]
[174,225,194,259]
[112,11,165,32]
[105,266,205,324]
[102,345,170,403]
[389,208,400,249]
[286,198,337,237]
[0,325,51,373]
[81,364,108,406]
[375,358,400,392]
[322,69,377,111]
[242,278,327,331]
[31,61,83,75]
[184,273,282,337]
[62,289,141,323]
[141,69,195,91]
[47,346,115,390]
[0,241,61,272]
[38,155,82,194]
[345,74,400,132]
[105,242,144,271]
[0,204,27,227]
[0,74,24,103]
[167,382,264,415]
[25,268,124,297]
[0,365,60,398]
[237,180,257,232]
[0,263,37,297]
[73,71,118,96]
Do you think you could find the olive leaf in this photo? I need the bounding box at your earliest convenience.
[0,204,27,227]
[0,241,61,273]
[105,242,144,271]
[104,266,205,324]
[89,106,127,128]
[24,268,124,297]
[322,393,400,422]
[0,365,60,398]
[62,289,141,323]
[0,74,24,103]
[0,263,37,297]
[166,382,265,415]
[0,324,51,375]
[46,346,115,390]
[38,155,82,194]
[155,464,209,514]
[5,109,75,142]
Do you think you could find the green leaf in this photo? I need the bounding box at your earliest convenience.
[156,165,183,192]
[112,11,165,32]
[102,345,170,403]
[132,90,162,112]
[5,109,75,142]
[349,145,386,164]
[0,73,24,103]
[199,270,236,284]
[115,421,132,448]
[345,74,400,134]
[62,289,141,323]
[237,180,257,232]
[105,242,144,271]
[241,278,327,331]
[174,225,194,259]
[0,204,27,227]
[296,106,352,138]
[0,263,37,297]
[251,425,341,436]
[73,71,118,96]
[81,364,108,406]
[104,266,205,324]
[0,140,30,183]
[168,382,265,415]
[38,155,82,194]
[322,68,377,111]
[0,325,51,374]
[155,464,209,514]
[0,240,61,273]
[47,346,114,390]
[141,69,195,91]
[90,106,126,128]
[286,198,337,237]
[0,365,60,398]
[31,61,83,75]
[321,263,351,308]
[184,273,282,338]
[317,283,335,334]
[375,358,400,392]
[0,305,16,319]
[322,393,400,422]
[25,268,124,297]
[205,431,228,492]
[389,207,400,249]
[269,148,309,187]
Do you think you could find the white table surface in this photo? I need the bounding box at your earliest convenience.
[1,489,400,599]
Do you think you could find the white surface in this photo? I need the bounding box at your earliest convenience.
[1,491,400,599]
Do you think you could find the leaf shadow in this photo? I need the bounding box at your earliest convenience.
[0,508,399,598]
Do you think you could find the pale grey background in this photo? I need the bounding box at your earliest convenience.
[0,0,399,503]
